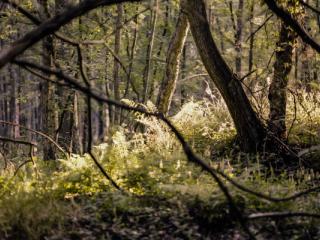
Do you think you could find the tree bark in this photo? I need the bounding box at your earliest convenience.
[180,43,188,106]
[247,0,255,91]
[150,0,170,99]
[142,0,158,103]
[235,0,244,76]
[300,4,313,92]
[182,0,266,151]
[113,3,123,124]
[268,12,296,140]
[157,9,189,114]
[9,65,20,138]
[38,0,57,160]
[55,0,78,152]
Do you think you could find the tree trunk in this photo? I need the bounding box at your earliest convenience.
[38,0,57,160]
[55,0,77,153]
[150,0,170,99]
[247,0,255,91]
[268,19,296,140]
[157,9,189,114]
[142,0,158,103]
[9,65,20,138]
[182,0,266,152]
[180,43,188,106]
[300,5,313,92]
[235,0,244,76]
[70,91,81,154]
[113,3,123,124]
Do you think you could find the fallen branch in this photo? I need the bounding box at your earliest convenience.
[248,211,320,220]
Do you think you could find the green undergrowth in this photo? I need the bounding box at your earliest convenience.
[0,99,319,239]
[286,92,320,147]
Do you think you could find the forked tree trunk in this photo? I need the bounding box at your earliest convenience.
[182,0,266,151]
[157,9,189,114]
[268,13,296,140]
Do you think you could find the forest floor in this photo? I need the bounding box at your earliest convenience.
[0,99,319,239]
[5,188,319,240]
[41,191,320,240]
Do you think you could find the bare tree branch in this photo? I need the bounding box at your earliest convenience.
[2,0,40,24]
[0,136,38,176]
[245,14,273,42]
[0,120,68,159]
[298,0,320,16]
[0,0,141,68]
[264,0,320,53]
[76,45,122,191]
[0,136,37,147]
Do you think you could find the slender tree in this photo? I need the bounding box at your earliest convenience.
[113,3,123,124]
[157,7,189,114]
[142,0,158,103]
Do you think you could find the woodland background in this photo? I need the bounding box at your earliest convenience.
[0,0,319,239]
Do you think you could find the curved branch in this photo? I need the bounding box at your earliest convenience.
[14,160,33,176]
[0,120,68,159]
[0,0,141,68]
[298,0,320,16]
[264,0,320,53]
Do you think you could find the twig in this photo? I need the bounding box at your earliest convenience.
[13,160,33,176]
[0,120,68,159]
[239,69,257,82]
[0,136,38,176]
[298,0,320,16]
[179,73,208,83]
[265,0,320,53]
[77,45,121,191]
[245,14,273,42]
[0,0,142,68]
[23,66,69,87]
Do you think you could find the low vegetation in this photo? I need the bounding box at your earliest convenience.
[0,97,319,239]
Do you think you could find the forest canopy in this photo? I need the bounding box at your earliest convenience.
[0,0,320,239]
